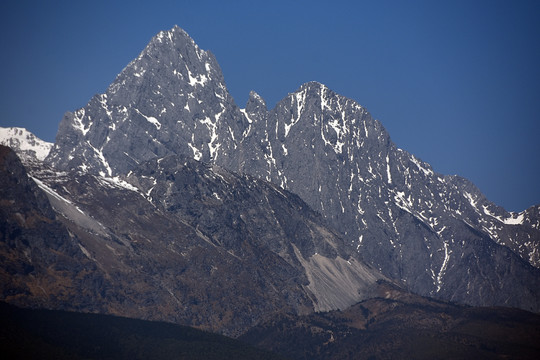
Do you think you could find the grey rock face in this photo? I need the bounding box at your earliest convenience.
[228,82,540,310]
[0,145,109,312]
[42,26,539,311]
[47,25,247,176]
[19,151,383,335]
[126,155,383,312]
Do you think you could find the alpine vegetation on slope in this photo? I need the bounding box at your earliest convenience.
[42,26,539,311]
[0,302,285,360]
[240,281,540,360]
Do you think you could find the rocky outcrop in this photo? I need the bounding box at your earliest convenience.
[0,145,107,311]
[4,147,383,335]
[228,81,540,310]
[46,26,247,176]
[41,25,540,312]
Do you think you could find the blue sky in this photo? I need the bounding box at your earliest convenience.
[1,0,539,212]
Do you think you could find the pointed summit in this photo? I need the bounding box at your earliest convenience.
[151,25,194,46]
[167,24,193,39]
[299,80,327,91]
[47,25,245,175]
[109,25,225,100]
[143,25,210,68]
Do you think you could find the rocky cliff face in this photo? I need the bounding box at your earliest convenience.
[0,145,109,312]
[227,82,540,310]
[125,155,383,312]
[41,26,540,312]
[4,139,384,335]
[47,25,246,176]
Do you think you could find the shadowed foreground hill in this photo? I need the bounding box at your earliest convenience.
[240,281,540,360]
[0,302,285,360]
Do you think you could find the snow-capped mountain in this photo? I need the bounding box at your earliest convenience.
[228,81,540,309]
[42,26,539,312]
[0,127,52,163]
[47,25,247,176]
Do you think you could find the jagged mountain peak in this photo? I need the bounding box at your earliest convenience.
[144,25,197,57]
[161,24,194,41]
[244,90,267,117]
[247,90,266,107]
[289,81,357,105]
[46,25,246,176]
[108,25,225,101]
[277,81,376,137]
[39,26,540,314]
[298,80,328,91]
[0,127,52,163]
[137,25,209,64]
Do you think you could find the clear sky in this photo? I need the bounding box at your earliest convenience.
[1,0,539,212]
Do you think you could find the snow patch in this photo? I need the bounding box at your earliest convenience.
[393,190,413,212]
[135,109,161,129]
[483,205,525,225]
[0,127,53,161]
[97,175,142,193]
[463,192,478,210]
[87,142,112,177]
[386,154,392,184]
[199,113,221,159]
[72,109,90,136]
[410,155,433,177]
[284,89,307,137]
[188,134,202,161]
[187,68,208,87]
[436,242,451,292]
